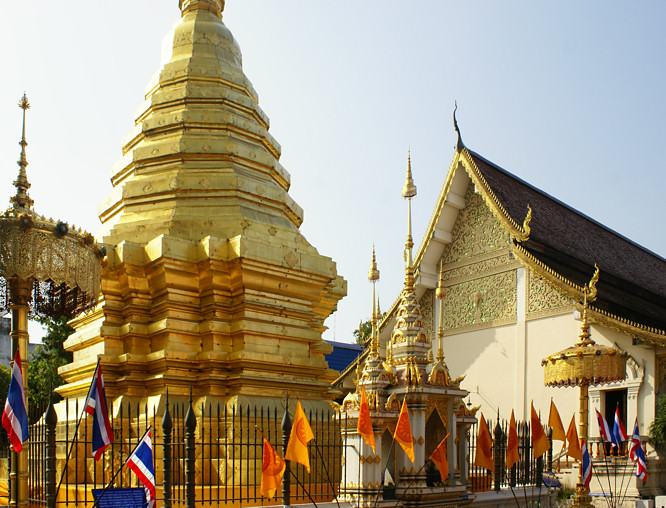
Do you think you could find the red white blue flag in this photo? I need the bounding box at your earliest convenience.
[611,404,627,449]
[1,350,29,452]
[581,439,592,488]
[595,409,612,443]
[629,419,647,482]
[84,363,114,460]
[127,429,156,508]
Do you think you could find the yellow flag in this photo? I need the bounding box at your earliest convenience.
[429,431,450,480]
[548,400,566,442]
[357,387,376,453]
[474,413,494,471]
[531,402,550,459]
[260,437,286,499]
[285,400,314,472]
[566,414,582,461]
[506,410,520,469]
[394,398,415,463]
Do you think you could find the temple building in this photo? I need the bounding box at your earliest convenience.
[57,0,346,412]
[337,115,666,494]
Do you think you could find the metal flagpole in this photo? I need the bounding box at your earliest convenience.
[90,427,151,508]
[51,359,101,508]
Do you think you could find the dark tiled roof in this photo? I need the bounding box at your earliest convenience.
[325,341,363,373]
[468,150,666,331]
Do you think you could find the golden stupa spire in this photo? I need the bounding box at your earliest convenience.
[11,94,34,211]
[368,244,380,355]
[402,148,417,272]
[179,0,224,17]
[435,261,446,362]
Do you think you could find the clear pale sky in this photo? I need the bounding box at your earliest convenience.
[1,2,665,343]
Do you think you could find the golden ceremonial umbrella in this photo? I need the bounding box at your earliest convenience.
[542,268,626,508]
[0,95,102,507]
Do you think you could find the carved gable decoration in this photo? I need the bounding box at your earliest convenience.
[436,183,518,334]
[442,184,510,265]
[527,269,573,320]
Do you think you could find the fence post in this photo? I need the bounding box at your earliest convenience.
[185,390,196,508]
[162,393,173,508]
[45,399,57,507]
[493,417,502,492]
[282,395,292,507]
[546,427,553,472]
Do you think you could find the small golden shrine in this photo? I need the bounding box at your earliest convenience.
[338,155,473,507]
[57,0,346,411]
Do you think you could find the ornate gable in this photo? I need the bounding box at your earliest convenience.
[436,183,520,335]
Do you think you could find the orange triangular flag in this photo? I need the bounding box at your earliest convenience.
[474,413,494,472]
[531,402,550,459]
[566,414,582,461]
[394,398,414,463]
[506,410,520,469]
[430,431,451,481]
[260,436,286,499]
[357,387,376,453]
[548,400,566,442]
[285,400,314,473]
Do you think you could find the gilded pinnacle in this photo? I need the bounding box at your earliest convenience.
[11,93,34,211]
[368,244,379,281]
[179,0,224,17]
[402,149,417,199]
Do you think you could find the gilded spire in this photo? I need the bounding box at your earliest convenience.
[11,94,34,211]
[576,286,594,347]
[179,0,224,17]
[402,149,417,271]
[368,245,380,355]
[435,261,446,362]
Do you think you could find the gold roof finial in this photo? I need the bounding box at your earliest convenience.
[368,245,380,355]
[179,0,224,17]
[11,93,34,211]
[453,101,464,152]
[402,148,417,271]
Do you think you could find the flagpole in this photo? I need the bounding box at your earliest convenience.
[372,432,397,508]
[389,463,426,508]
[51,358,101,508]
[287,468,319,508]
[90,426,151,508]
[311,437,342,508]
[617,454,634,508]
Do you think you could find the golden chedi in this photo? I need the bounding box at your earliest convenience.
[57,0,347,410]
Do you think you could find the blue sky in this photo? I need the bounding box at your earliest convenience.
[1,1,664,343]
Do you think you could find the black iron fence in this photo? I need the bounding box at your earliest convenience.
[19,398,341,507]
[468,416,551,492]
[0,402,550,506]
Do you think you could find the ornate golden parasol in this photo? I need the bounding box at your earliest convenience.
[0,95,102,507]
[542,267,626,508]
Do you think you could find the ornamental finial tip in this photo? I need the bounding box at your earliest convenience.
[453,101,464,152]
[10,94,34,211]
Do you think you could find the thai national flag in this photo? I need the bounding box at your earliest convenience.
[581,439,592,488]
[629,419,647,482]
[84,363,114,460]
[127,430,156,508]
[596,409,612,442]
[611,405,627,449]
[1,350,29,452]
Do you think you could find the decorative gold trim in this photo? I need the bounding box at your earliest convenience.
[458,147,531,242]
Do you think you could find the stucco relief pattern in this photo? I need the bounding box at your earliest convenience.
[527,270,572,319]
[420,288,435,338]
[441,271,516,334]
[437,183,517,335]
[443,186,510,264]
